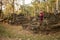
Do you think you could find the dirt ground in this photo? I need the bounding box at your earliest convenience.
[0,23,60,40]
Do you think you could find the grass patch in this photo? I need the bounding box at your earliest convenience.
[0,24,60,40]
[0,24,14,38]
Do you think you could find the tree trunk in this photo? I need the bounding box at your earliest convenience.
[56,0,58,12]
[0,0,2,18]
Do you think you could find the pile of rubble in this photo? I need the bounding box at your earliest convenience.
[0,13,60,34]
[8,14,29,25]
